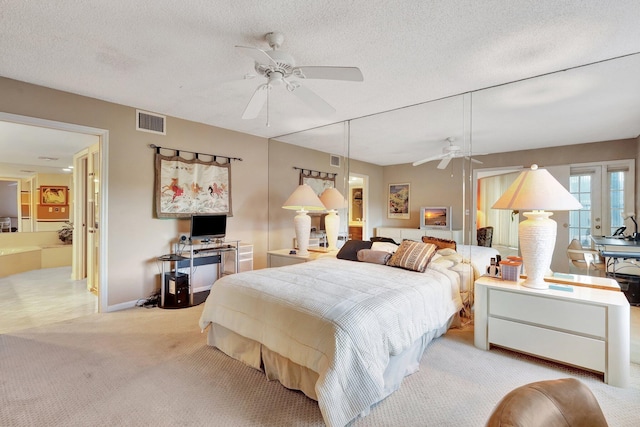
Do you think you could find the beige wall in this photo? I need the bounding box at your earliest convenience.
[0,77,269,308]
[267,140,385,247]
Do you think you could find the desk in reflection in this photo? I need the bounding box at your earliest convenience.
[591,235,640,276]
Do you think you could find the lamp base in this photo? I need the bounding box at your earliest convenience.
[294,210,311,257]
[519,211,556,290]
[324,210,339,251]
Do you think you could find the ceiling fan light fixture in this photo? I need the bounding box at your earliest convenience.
[237,31,363,121]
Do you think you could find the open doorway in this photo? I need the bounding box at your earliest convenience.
[0,112,108,314]
[0,179,20,232]
[348,173,369,241]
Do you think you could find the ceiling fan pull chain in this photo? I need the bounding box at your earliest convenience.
[266,85,271,127]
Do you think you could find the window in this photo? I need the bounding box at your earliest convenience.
[609,170,625,235]
[569,173,593,247]
[569,160,634,248]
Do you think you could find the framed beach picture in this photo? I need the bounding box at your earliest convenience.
[388,183,410,219]
[40,186,68,205]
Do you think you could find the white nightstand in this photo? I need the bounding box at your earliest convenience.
[474,275,630,387]
[267,249,337,268]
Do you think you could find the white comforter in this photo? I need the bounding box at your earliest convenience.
[199,257,462,427]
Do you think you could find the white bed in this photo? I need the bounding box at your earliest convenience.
[199,255,464,426]
[432,244,500,309]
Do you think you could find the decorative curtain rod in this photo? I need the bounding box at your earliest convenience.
[149,144,242,162]
[294,166,337,179]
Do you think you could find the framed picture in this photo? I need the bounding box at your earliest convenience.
[155,154,232,218]
[40,186,68,205]
[388,183,410,219]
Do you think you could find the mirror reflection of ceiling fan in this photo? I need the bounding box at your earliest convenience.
[236,31,364,122]
[412,137,485,169]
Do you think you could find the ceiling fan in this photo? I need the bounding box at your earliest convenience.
[236,31,364,121]
[412,137,484,169]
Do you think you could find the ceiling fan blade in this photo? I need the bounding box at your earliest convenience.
[235,45,277,67]
[412,153,447,167]
[288,83,336,116]
[295,66,364,81]
[468,157,484,164]
[241,84,269,119]
[437,157,452,169]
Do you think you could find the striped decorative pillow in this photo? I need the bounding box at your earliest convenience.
[386,240,437,272]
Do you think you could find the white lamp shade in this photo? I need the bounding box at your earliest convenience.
[320,188,346,251]
[282,184,325,211]
[492,165,582,289]
[319,187,347,210]
[492,165,582,211]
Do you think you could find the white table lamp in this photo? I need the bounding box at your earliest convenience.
[282,184,325,256]
[320,187,347,251]
[492,164,582,289]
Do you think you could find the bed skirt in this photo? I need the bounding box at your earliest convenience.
[205,314,456,421]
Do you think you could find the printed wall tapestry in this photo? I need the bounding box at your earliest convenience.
[299,169,335,196]
[155,154,232,218]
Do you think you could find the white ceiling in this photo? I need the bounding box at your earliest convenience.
[1,0,640,173]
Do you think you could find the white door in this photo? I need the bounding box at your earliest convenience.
[72,148,88,281]
[568,165,603,246]
[87,143,100,293]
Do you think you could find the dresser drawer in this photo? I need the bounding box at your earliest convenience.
[488,289,606,338]
[488,317,606,373]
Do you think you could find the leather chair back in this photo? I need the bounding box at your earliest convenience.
[486,378,608,427]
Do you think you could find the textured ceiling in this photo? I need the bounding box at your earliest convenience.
[1,0,640,172]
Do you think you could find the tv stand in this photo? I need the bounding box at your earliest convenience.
[157,240,239,309]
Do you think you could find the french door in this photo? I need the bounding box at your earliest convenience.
[569,160,634,247]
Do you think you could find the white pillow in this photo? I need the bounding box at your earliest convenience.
[371,241,399,253]
[437,248,457,256]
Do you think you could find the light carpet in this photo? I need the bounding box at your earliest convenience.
[1,305,639,426]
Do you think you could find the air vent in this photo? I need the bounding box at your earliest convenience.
[136,110,166,135]
[330,154,340,168]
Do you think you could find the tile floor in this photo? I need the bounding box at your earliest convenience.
[0,266,97,334]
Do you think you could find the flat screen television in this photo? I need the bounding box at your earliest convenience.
[190,214,227,242]
[420,206,450,230]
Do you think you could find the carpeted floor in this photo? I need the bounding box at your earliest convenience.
[1,305,639,426]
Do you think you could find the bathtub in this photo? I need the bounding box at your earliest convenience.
[0,245,72,278]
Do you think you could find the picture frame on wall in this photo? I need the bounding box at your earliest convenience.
[388,183,410,219]
[40,186,68,205]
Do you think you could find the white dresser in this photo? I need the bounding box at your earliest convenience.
[375,227,463,245]
[474,276,630,387]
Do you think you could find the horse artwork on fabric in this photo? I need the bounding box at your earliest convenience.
[155,154,232,218]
